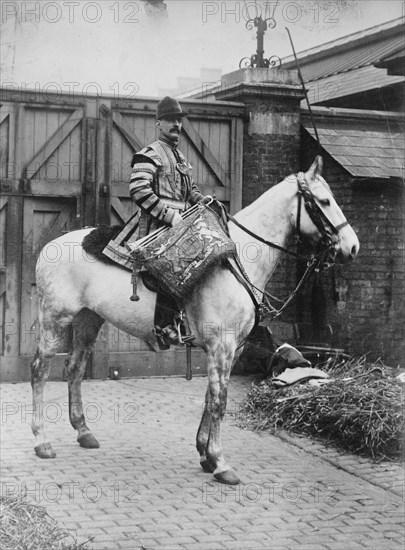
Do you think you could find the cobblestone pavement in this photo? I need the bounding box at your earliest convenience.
[1,375,403,550]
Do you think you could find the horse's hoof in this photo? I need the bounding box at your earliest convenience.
[34,442,56,459]
[78,433,100,448]
[214,470,240,485]
[200,459,215,473]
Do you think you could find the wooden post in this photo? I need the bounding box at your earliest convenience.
[96,102,112,226]
[82,117,98,228]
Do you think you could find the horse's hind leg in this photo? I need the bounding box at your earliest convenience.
[31,319,72,459]
[66,308,104,449]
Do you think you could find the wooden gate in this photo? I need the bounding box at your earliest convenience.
[0,89,244,381]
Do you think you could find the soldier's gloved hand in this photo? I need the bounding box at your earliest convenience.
[171,212,183,227]
[210,198,227,219]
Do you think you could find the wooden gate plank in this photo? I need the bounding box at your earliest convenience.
[24,108,82,179]
[0,271,5,297]
[83,117,97,226]
[0,103,15,180]
[111,196,128,224]
[230,117,243,214]
[35,209,74,255]
[3,196,23,357]
[3,103,25,358]
[182,118,230,188]
[29,180,82,196]
[96,111,112,225]
[112,111,144,152]
[0,106,11,125]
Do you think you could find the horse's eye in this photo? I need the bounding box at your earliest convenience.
[319,199,330,207]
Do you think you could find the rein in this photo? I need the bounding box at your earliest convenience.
[227,212,301,259]
[226,172,348,322]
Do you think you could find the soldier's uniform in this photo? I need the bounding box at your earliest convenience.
[129,137,204,239]
[103,96,204,347]
[103,101,204,269]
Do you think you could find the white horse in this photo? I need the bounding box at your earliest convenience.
[30,157,359,485]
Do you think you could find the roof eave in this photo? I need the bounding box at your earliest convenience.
[282,18,405,69]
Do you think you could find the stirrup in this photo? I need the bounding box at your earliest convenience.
[154,325,195,349]
[154,321,195,348]
[175,311,196,345]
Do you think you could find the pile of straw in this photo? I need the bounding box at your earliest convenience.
[0,496,88,550]
[240,357,404,460]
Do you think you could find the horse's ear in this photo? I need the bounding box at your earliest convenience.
[306,155,323,180]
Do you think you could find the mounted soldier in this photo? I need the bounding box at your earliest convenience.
[103,97,208,348]
[130,96,205,237]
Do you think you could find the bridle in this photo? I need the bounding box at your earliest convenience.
[222,172,351,324]
[296,171,349,262]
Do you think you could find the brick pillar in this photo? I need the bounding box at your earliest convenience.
[215,68,304,206]
[216,68,305,374]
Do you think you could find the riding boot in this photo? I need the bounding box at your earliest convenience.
[155,324,195,347]
[154,290,195,348]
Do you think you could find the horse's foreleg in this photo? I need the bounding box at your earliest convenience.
[67,309,104,449]
[196,387,214,473]
[205,344,240,485]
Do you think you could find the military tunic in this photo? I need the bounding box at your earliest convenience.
[129,137,204,237]
[102,137,204,268]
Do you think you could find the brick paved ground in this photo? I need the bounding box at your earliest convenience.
[1,375,403,550]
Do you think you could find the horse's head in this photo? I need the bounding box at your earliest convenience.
[292,156,359,262]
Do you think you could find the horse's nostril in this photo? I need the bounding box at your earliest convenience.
[351,244,358,258]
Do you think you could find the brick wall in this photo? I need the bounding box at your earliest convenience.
[217,69,305,370]
[220,69,404,368]
[300,129,405,366]
[240,89,303,329]
[242,133,300,206]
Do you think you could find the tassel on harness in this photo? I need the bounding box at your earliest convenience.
[130,262,140,302]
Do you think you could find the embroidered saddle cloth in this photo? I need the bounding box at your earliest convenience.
[126,203,236,300]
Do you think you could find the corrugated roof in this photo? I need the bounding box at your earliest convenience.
[282,19,405,82]
[374,44,405,75]
[305,66,404,105]
[300,34,404,81]
[302,111,404,180]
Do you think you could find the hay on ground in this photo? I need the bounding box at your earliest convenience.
[0,496,89,550]
[239,357,404,461]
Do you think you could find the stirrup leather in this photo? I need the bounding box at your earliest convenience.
[175,311,196,345]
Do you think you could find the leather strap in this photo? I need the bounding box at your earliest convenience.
[225,260,261,328]
[227,212,301,258]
